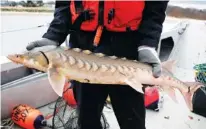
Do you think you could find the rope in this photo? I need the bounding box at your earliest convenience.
[194,63,206,84]
[1,23,50,34]
[1,118,14,129]
[50,96,110,129]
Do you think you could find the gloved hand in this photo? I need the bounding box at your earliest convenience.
[26,38,60,51]
[138,45,162,78]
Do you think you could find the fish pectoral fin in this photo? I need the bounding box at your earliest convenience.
[124,77,144,94]
[47,66,67,97]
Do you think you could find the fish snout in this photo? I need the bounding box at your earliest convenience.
[7,54,23,64]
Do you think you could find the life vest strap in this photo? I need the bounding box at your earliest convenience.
[94,1,104,47]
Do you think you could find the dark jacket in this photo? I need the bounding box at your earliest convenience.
[43,1,168,50]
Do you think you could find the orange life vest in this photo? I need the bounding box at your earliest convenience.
[70,1,145,32]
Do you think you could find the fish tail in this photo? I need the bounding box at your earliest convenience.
[182,82,204,111]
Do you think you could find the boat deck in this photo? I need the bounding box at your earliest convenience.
[6,95,206,129]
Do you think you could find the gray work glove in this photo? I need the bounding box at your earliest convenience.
[26,38,59,51]
[138,45,162,78]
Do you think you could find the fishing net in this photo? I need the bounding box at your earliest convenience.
[0,118,14,129]
[194,63,206,85]
[51,97,110,129]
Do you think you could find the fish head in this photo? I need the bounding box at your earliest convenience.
[7,46,57,72]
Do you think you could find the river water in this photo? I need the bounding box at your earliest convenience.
[1,12,53,56]
[1,12,181,56]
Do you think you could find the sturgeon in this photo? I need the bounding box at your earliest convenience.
[7,46,203,111]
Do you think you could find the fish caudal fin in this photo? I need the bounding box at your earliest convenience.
[182,82,204,111]
[47,64,67,97]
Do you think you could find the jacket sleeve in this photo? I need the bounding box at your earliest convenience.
[42,1,71,44]
[137,1,169,49]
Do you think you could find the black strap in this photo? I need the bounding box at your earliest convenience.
[74,0,83,13]
[98,1,104,25]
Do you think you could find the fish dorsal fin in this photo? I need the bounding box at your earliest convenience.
[162,60,177,73]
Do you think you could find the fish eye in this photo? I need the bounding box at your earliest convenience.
[16,54,22,58]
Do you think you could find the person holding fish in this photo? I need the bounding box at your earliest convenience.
[26,1,169,129]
